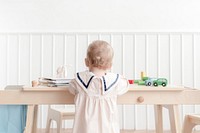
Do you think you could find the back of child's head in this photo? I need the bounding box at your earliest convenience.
[86,40,114,70]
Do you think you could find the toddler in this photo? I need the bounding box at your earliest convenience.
[68,40,129,133]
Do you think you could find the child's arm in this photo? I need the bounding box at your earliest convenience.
[117,75,129,95]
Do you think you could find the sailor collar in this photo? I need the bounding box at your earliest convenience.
[75,71,119,93]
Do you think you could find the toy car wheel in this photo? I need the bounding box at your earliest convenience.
[147,82,151,86]
[162,83,166,87]
[153,82,158,86]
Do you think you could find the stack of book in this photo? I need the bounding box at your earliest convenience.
[39,77,71,87]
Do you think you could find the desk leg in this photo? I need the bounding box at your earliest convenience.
[24,105,35,133]
[154,105,163,133]
[32,105,38,133]
[24,105,38,133]
[164,105,181,133]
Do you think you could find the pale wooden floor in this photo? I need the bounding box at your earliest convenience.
[38,129,200,133]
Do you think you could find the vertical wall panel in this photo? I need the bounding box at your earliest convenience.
[159,34,170,78]
[147,34,158,77]
[8,35,18,85]
[88,34,99,44]
[0,35,7,88]
[182,34,194,87]
[77,35,88,72]
[42,34,53,77]
[170,34,182,85]
[99,34,111,43]
[135,35,146,77]
[19,35,30,85]
[31,34,41,80]
[54,34,64,75]
[124,35,135,79]
[65,35,76,78]
[112,34,123,74]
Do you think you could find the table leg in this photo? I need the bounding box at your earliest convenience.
[32,105,38,133]
[154,105,163,133]
[164,105,181,133]
[24,105,38,133]
[24,105,35,133]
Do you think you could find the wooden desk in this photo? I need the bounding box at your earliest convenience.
[1,85,200,133]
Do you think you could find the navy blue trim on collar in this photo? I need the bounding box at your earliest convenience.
[103,74,119,91]
[77,73,94,89]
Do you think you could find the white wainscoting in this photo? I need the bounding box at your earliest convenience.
[0,32,200,130]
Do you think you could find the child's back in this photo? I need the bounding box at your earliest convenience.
[68,40,129,133]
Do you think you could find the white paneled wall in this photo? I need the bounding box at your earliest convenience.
[0,32,200,130]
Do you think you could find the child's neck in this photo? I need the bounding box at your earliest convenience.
[89,67,107,77]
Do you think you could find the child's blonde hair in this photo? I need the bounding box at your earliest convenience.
[86,40,114,69]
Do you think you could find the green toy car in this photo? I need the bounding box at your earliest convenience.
[145,78,167,87]
[145,78,157,86]
[153,78,167,87]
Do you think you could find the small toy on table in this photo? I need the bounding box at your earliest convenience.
[31,80,39,87]
[134,72,168,87]
[128,80,134,84]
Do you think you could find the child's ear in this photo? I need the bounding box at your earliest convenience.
[85,58,89,67]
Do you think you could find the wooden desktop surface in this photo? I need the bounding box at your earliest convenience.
[0,85,199,105]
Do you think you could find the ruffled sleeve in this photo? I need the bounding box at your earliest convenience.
[116,75,129,95]
[67,79,79,95]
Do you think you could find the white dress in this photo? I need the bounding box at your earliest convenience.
[68,70,129,133]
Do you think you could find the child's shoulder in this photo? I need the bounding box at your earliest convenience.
[75,70,94,78]
[103,72,120,84]
[105,72,120,78]
[105,73,128,86]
